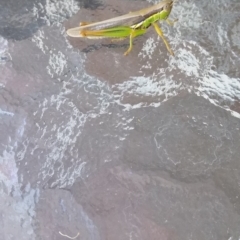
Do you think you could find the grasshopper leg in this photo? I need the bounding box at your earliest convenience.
[152,22,174,56]
[166,19,178,26]
[111,37,127,42]
[124,29,146,55]
[124,31,135,56]
[80,22,92,26]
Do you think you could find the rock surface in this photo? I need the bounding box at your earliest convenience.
[1,0,240,239]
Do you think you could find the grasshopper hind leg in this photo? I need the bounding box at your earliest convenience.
[152,22,174,56]
[111,37,127,42]
[79,22,92,26]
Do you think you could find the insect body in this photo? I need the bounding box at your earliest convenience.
[67,0,175,56]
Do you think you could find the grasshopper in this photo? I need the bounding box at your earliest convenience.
[67,0,176,56]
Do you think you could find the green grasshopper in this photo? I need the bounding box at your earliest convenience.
[67,0,176,56]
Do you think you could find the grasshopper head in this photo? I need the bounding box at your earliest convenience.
[159,0,173,20]
[163,0,174,13]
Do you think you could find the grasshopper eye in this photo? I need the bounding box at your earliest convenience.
[164,3,172,12]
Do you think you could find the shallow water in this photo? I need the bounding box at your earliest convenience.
[1,0,240,239]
